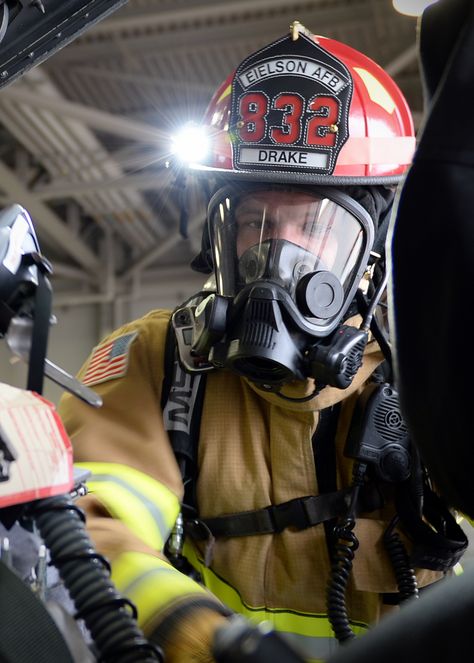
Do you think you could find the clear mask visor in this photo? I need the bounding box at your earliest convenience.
[209,186,370,306]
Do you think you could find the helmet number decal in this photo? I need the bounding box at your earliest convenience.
[307,96,340,147]
[231,33,352,174]
[238,91,340,148]
[238,92,268,142]
[271,92,304,144]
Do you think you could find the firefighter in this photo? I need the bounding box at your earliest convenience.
[58,23,456,663]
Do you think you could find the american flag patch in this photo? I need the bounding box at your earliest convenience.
[81,332,138,387]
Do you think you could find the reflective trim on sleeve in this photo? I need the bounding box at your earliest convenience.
[183,542,368,663]
[75,462,180,551]
[111,552,210,630]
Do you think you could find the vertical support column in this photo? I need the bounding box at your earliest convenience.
[97,229,116,340]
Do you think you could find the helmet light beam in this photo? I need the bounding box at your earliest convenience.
[170,124,210,164]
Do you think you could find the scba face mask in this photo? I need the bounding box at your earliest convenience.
[177,183,377,393]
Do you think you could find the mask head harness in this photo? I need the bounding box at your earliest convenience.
[172,23,414,397]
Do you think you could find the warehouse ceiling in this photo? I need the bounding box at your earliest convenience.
[0,0,422,305]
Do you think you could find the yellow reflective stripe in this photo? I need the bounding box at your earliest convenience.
[217,83,232,104]
[184,542,368,661]
[112,552,209,630]
[76,462,180,551]
[454,562,464,576]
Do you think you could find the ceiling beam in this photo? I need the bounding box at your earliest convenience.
[1,88,166,144]
[63,66,215,95]
[32,172,170,201]
[86,0,343,36]
[384,44,418,77]
[0,160,101,273]
[49,3,375,62]
[50,262,97,284]
[120,213,203,281]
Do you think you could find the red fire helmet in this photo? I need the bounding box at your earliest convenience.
[193,25,415,185]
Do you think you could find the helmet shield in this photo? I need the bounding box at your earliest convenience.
[231,32,352,177]
[193,27,415,184]
[208,184,374,336]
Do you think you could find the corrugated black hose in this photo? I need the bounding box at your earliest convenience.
[28,494,163,663]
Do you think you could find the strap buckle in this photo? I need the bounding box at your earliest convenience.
[183,517,216,566]
[267,497,312,533]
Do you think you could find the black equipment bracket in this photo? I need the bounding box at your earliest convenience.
[0,0,127,90]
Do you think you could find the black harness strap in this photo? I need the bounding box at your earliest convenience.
[160,317,177,413]
[184,483,383,540]
[162,316,207,509]
[313,404,342,555]
[313,405,340,496]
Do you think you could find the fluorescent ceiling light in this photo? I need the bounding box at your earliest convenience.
[392,0,438,17]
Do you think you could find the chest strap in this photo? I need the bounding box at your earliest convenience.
[184,482,383,540]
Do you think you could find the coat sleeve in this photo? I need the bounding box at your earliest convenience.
[58,309,230,639]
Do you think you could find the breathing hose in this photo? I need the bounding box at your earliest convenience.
[28,493,162,663]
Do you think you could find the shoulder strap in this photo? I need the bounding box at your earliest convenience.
[162,315,207,507]
[313,405,340,496]
[160,314,178,412]
[313,404,342,556]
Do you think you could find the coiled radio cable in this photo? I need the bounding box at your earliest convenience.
[326,462,366,643]
[383,515,419,602]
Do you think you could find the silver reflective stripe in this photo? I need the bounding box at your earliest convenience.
[121,565,178,597]
[163,362,203,435]
[92,473,170,542]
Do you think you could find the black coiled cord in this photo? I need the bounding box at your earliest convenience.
[326,517,359,643]
[383,516,419,602]
[29,494,163,663]
[326,462,367,643]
